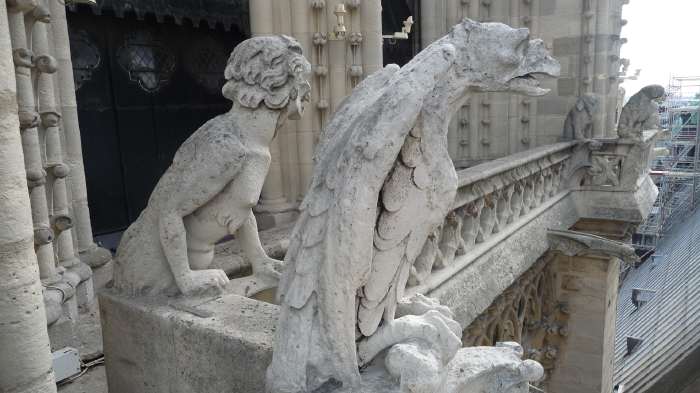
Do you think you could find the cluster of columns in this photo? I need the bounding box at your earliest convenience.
[249,0,382,226]
[0,2,57,392]
[1,0,111,350]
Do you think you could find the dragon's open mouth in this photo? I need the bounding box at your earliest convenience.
[509,72,552,96]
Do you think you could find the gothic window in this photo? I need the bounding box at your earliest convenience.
[69,28,101,91]
[117,31,176,93]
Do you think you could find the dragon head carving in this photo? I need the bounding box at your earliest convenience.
[444,18,560,100]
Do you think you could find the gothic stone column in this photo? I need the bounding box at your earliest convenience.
[546,229,638,393]
[49,0,112,271]
[249,0,298,229]
[0,2,57,391]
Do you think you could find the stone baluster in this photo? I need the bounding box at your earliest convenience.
[510,181,524,222]
[461,199,483,247]
[48,0,111,268]
[477,193,497,242]
[7,0,59,284]
[0,2,57,391]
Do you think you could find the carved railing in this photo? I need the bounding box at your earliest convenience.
[403,131,660,294]
[407,142,576,290]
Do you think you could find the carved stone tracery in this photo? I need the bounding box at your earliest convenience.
[462,256,569,385]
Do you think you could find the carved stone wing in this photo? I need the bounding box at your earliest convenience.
[270,42,457,392]
[357,129,451,336]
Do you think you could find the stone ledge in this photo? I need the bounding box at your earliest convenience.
[99,290,278,393]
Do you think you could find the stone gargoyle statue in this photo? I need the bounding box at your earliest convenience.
[617,84,665,140]
[113,35,311,297]
[266,19,559,393]
[563,94,598,140]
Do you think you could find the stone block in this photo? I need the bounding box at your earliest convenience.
[553,37,581,57]
[537,97,571,116]
[99,290,278,393]
[574,175,658,223]
[48,315,78,351]
[557,78,577,97]
[91,260,114,292]
[539,0,557,16]
[76,276,95,310]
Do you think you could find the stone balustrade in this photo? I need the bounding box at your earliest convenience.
[407,142,576,292]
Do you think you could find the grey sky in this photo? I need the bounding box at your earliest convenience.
[621,0,700,97]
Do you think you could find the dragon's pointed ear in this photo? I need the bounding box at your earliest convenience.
[451,18,478,39]
[460,18,479,31]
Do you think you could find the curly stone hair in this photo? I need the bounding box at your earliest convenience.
[222,35,311,110]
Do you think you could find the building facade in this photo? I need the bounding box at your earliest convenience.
[0,1,653,392]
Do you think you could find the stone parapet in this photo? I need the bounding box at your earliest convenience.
[100,291,278,393]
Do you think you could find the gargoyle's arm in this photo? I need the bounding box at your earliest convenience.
[158,141,246,293]
[159,209,193,290]
[235,210,267,261]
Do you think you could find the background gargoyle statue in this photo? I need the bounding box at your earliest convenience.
[617,84,665,140]
[266,19,558,393]
[563,94,598,140]
[113,35,311,297]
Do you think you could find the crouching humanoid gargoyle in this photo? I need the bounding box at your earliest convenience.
[113,35,311,297]
[266,18,558,393]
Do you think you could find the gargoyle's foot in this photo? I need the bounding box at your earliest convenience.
[358,342,543,393]
[79,243,113,269]
[227,257,283,298]
[383,340,448,393]
[357,309,462,368]
[443,342,544,393]
[179,268,229,296]
[396,293,455,320]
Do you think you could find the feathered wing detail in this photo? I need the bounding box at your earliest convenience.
[357,124,448,337]
[268,42,457,393]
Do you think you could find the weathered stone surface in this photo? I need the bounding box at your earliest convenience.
[423,192,578,328]
[563,95,598,140]
[99,290,277,393]
[617,85,665,140]
[268,19,559,393]
[113,35,311,298]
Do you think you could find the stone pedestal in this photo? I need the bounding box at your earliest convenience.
[99,290,278,393]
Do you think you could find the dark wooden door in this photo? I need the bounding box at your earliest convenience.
[69,10,247,234]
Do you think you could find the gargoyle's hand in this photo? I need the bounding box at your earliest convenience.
[178,269,229,296]
[396,293,455,322]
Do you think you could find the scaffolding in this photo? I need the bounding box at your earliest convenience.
[634,76,700,250]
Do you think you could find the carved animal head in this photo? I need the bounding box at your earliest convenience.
[222,35,311,117]
[638,84,665,101]
[445,19,560,98]
[575,94,598,114]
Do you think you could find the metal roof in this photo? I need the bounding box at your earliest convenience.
[614,206,700,392]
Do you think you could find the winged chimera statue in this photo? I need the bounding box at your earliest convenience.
[267,19,560,393]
